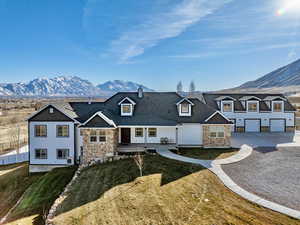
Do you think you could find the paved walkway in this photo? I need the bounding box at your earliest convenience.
[156,145,300,220]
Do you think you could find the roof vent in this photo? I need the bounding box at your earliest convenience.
[138,87,143,98]
[88,97,92,105]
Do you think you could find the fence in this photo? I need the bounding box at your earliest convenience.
[0,138,27,155]
[0,152,28,165]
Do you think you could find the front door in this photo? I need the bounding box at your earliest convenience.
[121,128,131,144]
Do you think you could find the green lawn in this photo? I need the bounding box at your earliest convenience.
[179,148,238,160]
[0,164,76,225]
[0,163,42,220]
[52,155,300,225]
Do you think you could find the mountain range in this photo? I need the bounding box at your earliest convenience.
[219,58,300,95]
[0,76,154,97]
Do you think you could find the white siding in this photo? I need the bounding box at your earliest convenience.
[221,111,294,130]
[29,121,75,165]
[129,127,177,144]
[178,124,203,145]
[76,127,83,161]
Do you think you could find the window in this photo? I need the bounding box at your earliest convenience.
[209,126,225,138]
[89,130,106,142]
[57,125,69,137]
[35,149,47,159]
[181,103,189,113]
[247,102,258,112]
[121,104,132,116]
[90,130,97,142]
[99,130,106,142]
[222,102,233,112]
[49,107,54,113]
[148,128,157,137]
[56,149,69,159]
[35,125,47,137]
[135,128,143,137]
[273,102,283,112]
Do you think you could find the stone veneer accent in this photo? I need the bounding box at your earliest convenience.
[82,128,118,165]
[286,126,295,132]
[203,125,231,148]
[236,127,245,133]
[261,126,270,132]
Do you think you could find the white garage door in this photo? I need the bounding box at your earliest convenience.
[270,119,285,132]
[177,124,202,145]
[245,120,260,132]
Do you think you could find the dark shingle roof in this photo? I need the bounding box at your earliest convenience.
[203,93,296,112]
[53,92,222,126]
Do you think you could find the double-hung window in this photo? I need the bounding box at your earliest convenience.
[57,125,69,137]
[89,130,106,143]
[148,128,157,137]
[222,102,233,112]
[35,125,47,137]
[209,126,225,138]
[56,149,69,159]
[247,102,258,112]
[135,128,143,137]
[121,104,133,116]
[273,102,283,112]
[35,149,47,159]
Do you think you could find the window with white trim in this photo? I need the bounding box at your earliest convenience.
[121,104,133,116]
[90,130,97,142]
[99,130,106,142]
[148,128,157,137]
[222,101,233,112]
[35,149,47,159]
[135,128,143,137]
[57,125,69,137]
[179,103,191,116]
[273,101,283,112]
[56,149,69,159]
[209,126,225,138]
[247,102,258,112]
[35,125,47,137]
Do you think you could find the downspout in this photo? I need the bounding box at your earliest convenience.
[144,127,147,147]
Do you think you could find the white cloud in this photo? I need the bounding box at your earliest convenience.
[111,0,232,63]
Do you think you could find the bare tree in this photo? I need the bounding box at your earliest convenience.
[133,153,144,177]
[189,81,196,94]
[176,81,183,93]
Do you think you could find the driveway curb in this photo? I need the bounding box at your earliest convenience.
[157,145,300,220]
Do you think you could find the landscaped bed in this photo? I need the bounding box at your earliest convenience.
[179,148,238,160]
[52,154,300,225]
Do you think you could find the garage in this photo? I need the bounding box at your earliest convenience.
[177,124,202,145]
[270,119,285,132]
[245,119,260,132]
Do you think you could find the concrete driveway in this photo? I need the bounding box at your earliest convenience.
[231,132,300,148]
[222,146,300,211]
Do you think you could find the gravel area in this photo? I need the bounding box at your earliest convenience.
[222,146,300,211]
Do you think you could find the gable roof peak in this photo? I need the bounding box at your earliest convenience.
[118,97,136,105]
[176,98,195,106]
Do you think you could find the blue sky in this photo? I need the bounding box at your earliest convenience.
[1,0,300,91]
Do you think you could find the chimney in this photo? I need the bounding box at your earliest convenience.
[138,87,143,98]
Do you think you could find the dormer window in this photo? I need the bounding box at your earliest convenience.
[221,101,233,112]
[121,104,133,116]
[176,98,194,117]
[181,103,189,113]
[273,101,283,112]
[247,101,258,112]
[118,97,136,117]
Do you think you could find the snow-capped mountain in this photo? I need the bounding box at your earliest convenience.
[239,58,300,89]
[97,80,154,92]
[0,76,154,97]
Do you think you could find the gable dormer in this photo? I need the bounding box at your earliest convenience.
[176,98,194,116]
[214,96,236,112]
[239,96,261,112]
[118,97,136,116]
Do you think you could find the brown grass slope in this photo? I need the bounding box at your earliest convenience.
[52,153,300,225]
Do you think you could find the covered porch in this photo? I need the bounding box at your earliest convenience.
[117,143,178,153]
